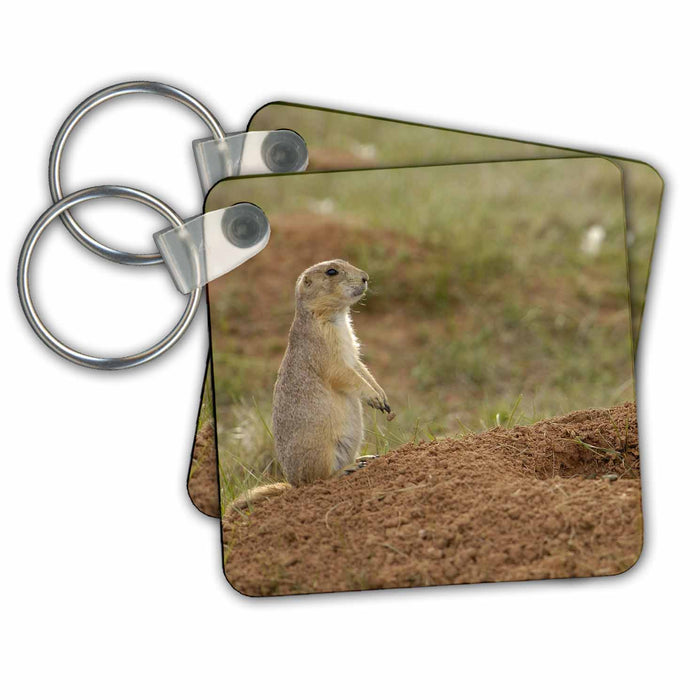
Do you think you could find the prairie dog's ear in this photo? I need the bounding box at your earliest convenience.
[303,275,312,286]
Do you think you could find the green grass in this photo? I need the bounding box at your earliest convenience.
[217,399,282,512]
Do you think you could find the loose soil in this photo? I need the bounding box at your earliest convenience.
[222,403,641,596]
[188,420,219,518]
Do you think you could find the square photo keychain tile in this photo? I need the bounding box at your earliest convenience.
[201,157,638,595]
[187,103,663,524]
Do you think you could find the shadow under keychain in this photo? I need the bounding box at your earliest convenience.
[17,81,661,597]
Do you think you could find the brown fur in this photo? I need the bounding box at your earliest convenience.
[228,259,393,511]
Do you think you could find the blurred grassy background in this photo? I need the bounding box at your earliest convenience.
[250,103,662,345]
[207,158,635,512]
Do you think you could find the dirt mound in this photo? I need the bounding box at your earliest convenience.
[222,403,641,596]
[188,420,219,517]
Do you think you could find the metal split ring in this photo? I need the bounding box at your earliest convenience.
[48,80,226,266]
[17,185,201,370]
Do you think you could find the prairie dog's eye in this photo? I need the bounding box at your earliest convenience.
[325,268,339,276]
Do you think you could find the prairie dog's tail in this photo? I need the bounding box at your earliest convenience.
[229,482,291,511]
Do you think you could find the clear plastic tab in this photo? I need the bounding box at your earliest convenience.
[154,203,270,293]
[193,130,308,193]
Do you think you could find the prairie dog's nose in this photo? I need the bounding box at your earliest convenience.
[361,274,368,284]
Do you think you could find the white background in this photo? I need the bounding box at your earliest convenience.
[2,3,697,698]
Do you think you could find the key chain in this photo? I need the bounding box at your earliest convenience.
[202,156,641,595]
[18,184,201,369]
[18,81,308,369]
[16,80,659,597]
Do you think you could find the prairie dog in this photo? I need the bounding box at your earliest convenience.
[229,259,392,510]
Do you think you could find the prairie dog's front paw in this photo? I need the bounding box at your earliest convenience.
[366,393,392,415]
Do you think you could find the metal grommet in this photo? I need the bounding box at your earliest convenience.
[17,185,201,370]
[49,81,226,266]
